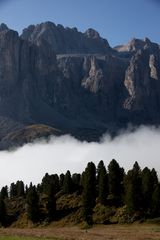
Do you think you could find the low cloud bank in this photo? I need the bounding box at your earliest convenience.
[0,126,160,188]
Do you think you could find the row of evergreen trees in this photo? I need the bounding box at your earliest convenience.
[0,159,160,226]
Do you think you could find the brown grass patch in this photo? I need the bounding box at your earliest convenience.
[0,224,160,240]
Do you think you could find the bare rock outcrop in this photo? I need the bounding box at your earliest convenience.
[0,22,160,148]
[21,22,111,54]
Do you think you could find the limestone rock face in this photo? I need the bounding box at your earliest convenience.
[0,29,20,91]
[123,41,160,122]
[0,22,160,148]
[21,22,111,54]
[0,23,8,32]
[84,28,100,39]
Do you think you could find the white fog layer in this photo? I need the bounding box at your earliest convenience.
[0,126,160,188]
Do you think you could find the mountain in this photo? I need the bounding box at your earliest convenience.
[0,21,160,149]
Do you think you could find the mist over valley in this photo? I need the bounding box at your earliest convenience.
[0,126,159,188]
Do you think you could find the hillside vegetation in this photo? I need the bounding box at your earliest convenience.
[0,159,159,227]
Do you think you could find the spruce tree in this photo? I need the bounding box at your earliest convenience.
[25,185,29,196]
[0,197,6,226]
[26,186,40,223]
[0,186,8,200]
[59,173,65,189]
[151,168,158,189]
[42,173,59,195]
[97,160,108,205]
[16,181,25,197]
[45,184,56,222]
[72,173,81,192]
[41,173,57,221]
[41,173,50,194]
[10,183,17,198]
[124,162,142,213]
[63,170,73,194]
[141,167,155,211]
[108,159,124,205]
[151,183,160,216]
[82,162,96,225]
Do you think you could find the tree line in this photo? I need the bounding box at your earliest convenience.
[0,159,159,226]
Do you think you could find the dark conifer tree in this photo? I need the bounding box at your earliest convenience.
[108,159,124,205]
[36,184,42,194]
[124,162,142,213]
[63,170,73,194]
[52,174,60,194]
[97,160,108,205]
[41,173,50,194]
[26,186,40,222]
[41,173,57,221]
[45,184,56,222]
[25,185,29,196]
[151,183,160,216]
[42,173,60,195]
[59,173,65,189]
[0,186,8,200]
[72,173,81,192]
[151,168,158,189]
[82,162,96,225]
[10,183,17,198]
[16,181,25,197]
[141,167,154,211]
[0,197,6,226]
[29,182,33,189]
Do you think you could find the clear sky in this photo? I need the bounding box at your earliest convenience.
[0,0,159,47]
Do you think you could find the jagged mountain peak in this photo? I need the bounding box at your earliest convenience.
[143,37,151,43]
[22,21,101,38]
[0,22,160,149]
[128,38,147,51]
[0,23,9,32]
[84,28,100,39]
[21,21,110,54]
[114,37,158,54]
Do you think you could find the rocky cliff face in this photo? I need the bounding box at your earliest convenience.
[21,22,111,54]
[123,40,160,122]
[0,22,160,149]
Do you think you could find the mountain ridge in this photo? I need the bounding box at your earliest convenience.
[0,21,160,149]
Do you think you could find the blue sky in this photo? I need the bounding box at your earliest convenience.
[0,0,159,46]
